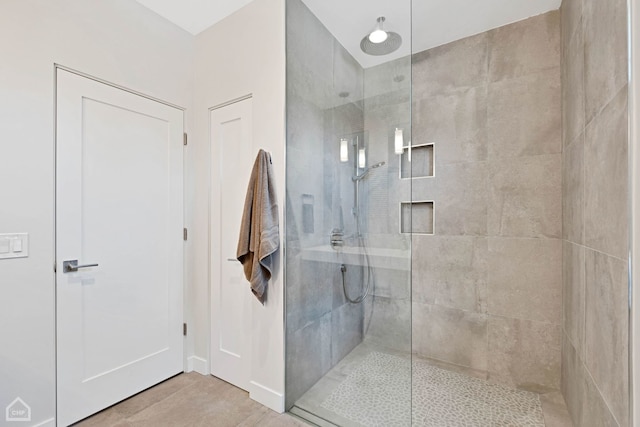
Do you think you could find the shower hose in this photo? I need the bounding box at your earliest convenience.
[340,236,373,304]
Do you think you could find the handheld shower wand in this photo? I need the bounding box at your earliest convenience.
[352,161,386,182]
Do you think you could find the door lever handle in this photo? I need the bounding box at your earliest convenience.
[63,260,99,273]
[227,258,240,262]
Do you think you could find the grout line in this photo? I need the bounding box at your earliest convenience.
[584,82,630,131]
[413,299,562,332]
[583,364,624,427]
[568,241,629,264]
[581,239,587,366]
[563,330,580,362]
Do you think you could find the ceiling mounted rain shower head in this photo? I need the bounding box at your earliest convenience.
[368,17,388,43]
[361,16,402,56]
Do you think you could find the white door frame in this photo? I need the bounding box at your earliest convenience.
[54,65,185,111]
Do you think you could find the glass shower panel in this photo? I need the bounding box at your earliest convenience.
[408,4,566,427]
[284,0,412,425]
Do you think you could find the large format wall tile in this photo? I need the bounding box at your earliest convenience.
[332,39,364,104]
[562,133,585,244]
[287,95,325,151]
[561,334,582,425]
[583,0,628,123]
[286,259,333,333]
[584,87,629,260]
[412,235,488,313]
[286,0,333,108]
[487,315,561,391]
[413,86,488,165]
[487,237,562,324]
[412,302,488,371]
[487,69,561,159]
[364,56,411,100]
[488,11,560,82]
[579,365,620,427]
[285,313,332,408]
[561,333,618,427]
[286,96,327,248]
[561,0,629,425]
[412,32,488,99]
[286,0,367,407]
[366,296,411,352]
[584,249,629,426]
[563,242,585,359]
[561,23,585,148]
[364,82,412,238]
[331,302,363,366]
[561,0,582,49]
[408,11,562,388]
[488,154,562,238]
[372,268,410,300]
[435,161,488,236]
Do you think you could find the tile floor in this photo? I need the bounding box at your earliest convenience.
[293,340,573,427]
[74,373,307,427]
[76,341,573,427]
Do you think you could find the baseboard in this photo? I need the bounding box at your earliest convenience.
[249,381,284,413]
[32,417,56,427]
[187,356,208,375]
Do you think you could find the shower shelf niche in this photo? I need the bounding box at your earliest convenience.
[400,201,434,235]
[400,143,434,179]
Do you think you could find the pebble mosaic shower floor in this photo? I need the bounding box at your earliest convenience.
[320,352,546,427]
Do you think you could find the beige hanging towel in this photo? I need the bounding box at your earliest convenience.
[237,149,280,304]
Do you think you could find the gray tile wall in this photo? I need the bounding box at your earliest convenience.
[411,11,563,392]
[285,0,366,409]
[560,0,629,425]
[360,58,413,353]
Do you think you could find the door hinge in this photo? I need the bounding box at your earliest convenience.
[183,323,187,336]
[183,228,188,241]
[183,133,188,146]
[54,262,57,273]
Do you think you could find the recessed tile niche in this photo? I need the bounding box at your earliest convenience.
[400,143,434,179]
[400,201,434,234]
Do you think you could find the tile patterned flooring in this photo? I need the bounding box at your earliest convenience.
[323,352,546,426]
[294,341,573,427]
[76,341,573,427]
[74,373,306,427]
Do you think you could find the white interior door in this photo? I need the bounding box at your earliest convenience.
[56,69,184,426]
[210,98,253,391]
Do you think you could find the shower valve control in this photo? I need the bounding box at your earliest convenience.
[330,229,345,248]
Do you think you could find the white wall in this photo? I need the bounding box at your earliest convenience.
[0,1,194,425]
[192,0,286,412]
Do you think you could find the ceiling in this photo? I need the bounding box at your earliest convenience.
[304,0,562,68]
[134,0,255,35]
[135,0,562,68]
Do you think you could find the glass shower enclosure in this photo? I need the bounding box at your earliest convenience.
[285,0,570,425]
[285,0,413,424]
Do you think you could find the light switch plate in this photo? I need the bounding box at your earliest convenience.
[0,233,29,259]
[0,238,9,254]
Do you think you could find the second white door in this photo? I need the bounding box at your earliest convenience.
[210,98,254,390]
